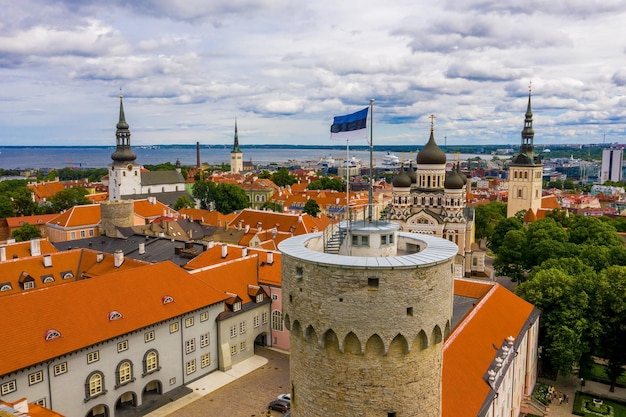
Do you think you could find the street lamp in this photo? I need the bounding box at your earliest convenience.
[580,377,585,392]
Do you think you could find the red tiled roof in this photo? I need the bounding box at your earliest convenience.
[0,261,227,376]
[47,204,101,228]
[0,239,58,259]
[133,199,177,218]
[6,214,61,229]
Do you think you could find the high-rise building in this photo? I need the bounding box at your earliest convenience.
[507,90,543,218]
[601,148,624,183]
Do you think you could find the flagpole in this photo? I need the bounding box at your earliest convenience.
[345,137,350,224]
[368,98,374,222]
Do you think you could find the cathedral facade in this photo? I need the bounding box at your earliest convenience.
[386,119,482,277]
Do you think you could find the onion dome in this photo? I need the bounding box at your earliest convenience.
[392,165,412,187]
[407,161,417,184]
[444,167,464,189]
[417,128,446,165]
[456,164,467,185]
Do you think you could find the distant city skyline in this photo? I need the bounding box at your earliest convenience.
[2,1,626,147]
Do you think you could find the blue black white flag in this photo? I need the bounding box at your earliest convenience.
[330,107,369,141]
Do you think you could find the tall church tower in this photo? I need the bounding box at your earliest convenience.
[507,88,543,218]
[108,93,141,201]
[230,119,243,174]
[279,220,457,417]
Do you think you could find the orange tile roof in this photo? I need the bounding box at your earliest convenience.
[133,199,177,219]
[6,213,61,229]
[0,239,58,259]
[178,208,230,226]
[541,194,561,209]
[86,192,108,203]
[443,282,538,417]
[0,261,227,376]
[1,399,65,417]
[27,181,65,202]
[48,204,101,228]
[0,248,148,297]
[190,256,261,304]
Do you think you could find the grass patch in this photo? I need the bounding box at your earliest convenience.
[588,363,626,389]
[573,392,626,417]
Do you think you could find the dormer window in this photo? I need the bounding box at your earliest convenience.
[45,329,61,341]
[108,311,123,321]
[0,283,12,292]
[42,275,55,283]
[256,293,264,303]
[61,271,74,280]
[233,301,242,312]
[162,295,174,304]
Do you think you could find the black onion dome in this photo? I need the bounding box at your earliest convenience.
[392,166,412,187]
[407,161,417,183]
[444,168,464,189]
[456,164,468,185]
[417,130,446,165]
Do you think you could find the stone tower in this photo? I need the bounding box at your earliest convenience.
[507,88,543,218]
[108,93,141,201]
[278,219,457,417]
[230,119,243,174]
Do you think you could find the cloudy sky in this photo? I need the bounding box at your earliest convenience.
[1,0,626,147]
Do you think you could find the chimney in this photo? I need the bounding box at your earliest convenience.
[138,243,145,255]
[267,251,274,264]
[238,220,243,230]
[43,254,52,267]
[208,240,215,249]
[114,249,124,268]
[0,246,5,262]
[242,247,248,257]
[221,243,228,258]
[96,252,105,263]
[244,224,250,233]
[30,239,41,257]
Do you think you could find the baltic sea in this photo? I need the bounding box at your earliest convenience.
[0,146,489,170]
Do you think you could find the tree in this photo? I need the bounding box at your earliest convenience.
[0,194,15,218]
[174,195,195,210]
[192,181,217,210]
[474,201,507,242]
[488,216,523,254]
[303,199,321,217]
[307,176,344,192]
[12,222,42,242]
[493,229,528,283]
[271,167,297,187]
[48,186,90,212]
[10,187,38,216]
[261,201,283,212]
[258,170,272,179]
[568,215,623,248]
[213,183,249,214]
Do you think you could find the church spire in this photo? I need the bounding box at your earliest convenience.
[111,92,137,163]
[231,119,241,153]
[519,83,536,162]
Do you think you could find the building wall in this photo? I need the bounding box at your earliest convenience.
[282,252,454,417]
[109,164,141,202]
[507,165,543,218]
[262,285,290,350]
[601,148,624,183]
[0,305,223,417]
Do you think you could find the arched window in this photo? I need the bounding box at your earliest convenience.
[271,310,283,331]
[143,350,159,375]
[116,360,133,386]
[85,372,105,399]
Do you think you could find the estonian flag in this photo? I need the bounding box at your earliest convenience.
[330,107,368,141]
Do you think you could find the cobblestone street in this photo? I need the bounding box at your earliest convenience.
[165,347,290,417]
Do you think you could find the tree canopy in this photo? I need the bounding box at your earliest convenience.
[303,199,321,217]
[307,176,344,192]
[192,181,249,214]
[12,222,42,242]
[48,186,91,212]
[270,167,297,187]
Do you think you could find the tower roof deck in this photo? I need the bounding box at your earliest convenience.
[278,220,457,269]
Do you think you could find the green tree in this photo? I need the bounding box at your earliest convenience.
[488,216,523,254]
[174,195,195,210]
[12,222,42,242]
[474,201,507,242]
[303,199,321,217]
[48,186,90,212]
[493,229,528,283]
[192,181,217,210]
[261,201,283,212]
[10,187,38,216]
[213,183,249,214]
[307,176,344,192]
[271,167,297,187]
[568,215,623,248]
[0,194,15,218]
[258,170,272,179]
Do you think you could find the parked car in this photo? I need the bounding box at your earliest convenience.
[277,393,291,402]
[268,399,290,412]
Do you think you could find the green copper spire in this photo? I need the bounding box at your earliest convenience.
[111,92,137,162]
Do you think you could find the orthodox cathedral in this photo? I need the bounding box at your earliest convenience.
[386,116,483,277]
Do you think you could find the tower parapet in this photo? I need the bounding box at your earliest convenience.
[279,220,457,417]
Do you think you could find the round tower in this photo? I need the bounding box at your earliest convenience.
[278,220,457,417]
[100,200,134,237]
